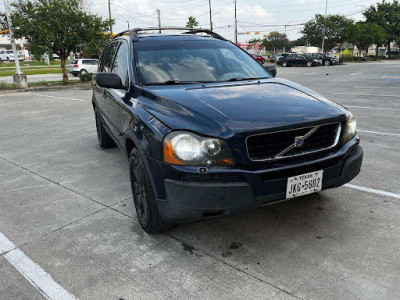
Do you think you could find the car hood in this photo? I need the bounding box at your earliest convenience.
[139,78,346,138]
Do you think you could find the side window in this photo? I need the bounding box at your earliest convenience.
[112,41,129,85]
[297,55,305,60]
[101,42,119,72]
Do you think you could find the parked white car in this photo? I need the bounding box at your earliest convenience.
[0,50,23,62]
[68,59,98,76]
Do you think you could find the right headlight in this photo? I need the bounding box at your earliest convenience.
[343,111,357,144]
[163,131,234,166]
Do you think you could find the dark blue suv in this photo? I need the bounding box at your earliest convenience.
[93,28,363,234]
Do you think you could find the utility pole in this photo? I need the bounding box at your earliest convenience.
[283,24,287,52]
[4,0,27,88]
[157,9,161,33]
[321,0,328,53]
[234,0,237,44]
[108,0,113,39]
[126,20,130,30]
[208,0,213,31]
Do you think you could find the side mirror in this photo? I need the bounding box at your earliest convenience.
[264,64,277,77]
[95,72,124,89]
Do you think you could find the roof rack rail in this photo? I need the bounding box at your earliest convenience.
[113,27,226,42]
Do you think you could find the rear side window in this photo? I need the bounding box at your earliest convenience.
[70,60,77,64]
[112,41,129,86]
[82,60,98,65]
[100,42,119,72]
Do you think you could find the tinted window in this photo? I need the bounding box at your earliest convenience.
[135,39,270,84]
[287,55,295,58]
[101,42,119,72]
[82,60,98,65]
[112,42,129,85]
[70,60,77,64]
[296,55,305,59]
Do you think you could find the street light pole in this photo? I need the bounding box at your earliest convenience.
[321,0,328,53]
[4,0,21,75]
[108,0,113,39]
[126,20,130,30]
[234,0,237,44]
[208,0,213,31]
[4,0,27,88]
[157,9,161,33]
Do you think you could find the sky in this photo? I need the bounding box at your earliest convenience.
[87,0,383,42]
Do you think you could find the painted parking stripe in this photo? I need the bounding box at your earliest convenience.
[345,184,400,199]
[36,94,85,102]
[0,232,77,300]
[358,130,400,137]
[349,73,362,76]
[331,92,400,98]
[346,105,400,111]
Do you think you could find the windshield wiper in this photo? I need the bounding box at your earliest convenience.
[225,77,269,82]
[143,80,206,86]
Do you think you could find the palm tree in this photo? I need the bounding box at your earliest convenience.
[186,16,199,28]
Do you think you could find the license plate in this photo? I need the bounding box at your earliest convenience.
[286,170,323,199]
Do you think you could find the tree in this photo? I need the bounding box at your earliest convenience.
[302,14,353,52]
[364,1,400,56]
[186,16,199,28]
[348,22,386,56]
[266,32,288,53]
[247,38,263,54]
[1,0,110,84]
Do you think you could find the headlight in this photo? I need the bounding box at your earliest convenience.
[163,131,234,166]
[343,111,357,144]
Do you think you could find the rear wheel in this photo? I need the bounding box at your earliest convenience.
[94,109,115,148]
[80,69,88,75]
[130,148,172,234]
[282,61,288,67]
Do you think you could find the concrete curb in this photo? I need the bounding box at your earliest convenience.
[0,83,91,95]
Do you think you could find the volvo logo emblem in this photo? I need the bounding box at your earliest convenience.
[294,136,305,147]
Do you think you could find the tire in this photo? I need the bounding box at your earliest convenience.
[94,109,115,148]
[129,148,173,234]
[306,61,313,67]
[80,69,88,75]
[6,57,10,62]
[324,60,331,66]
[282,61,288,67]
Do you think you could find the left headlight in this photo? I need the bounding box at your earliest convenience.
[343,111,357,144]
[163,131,234,166]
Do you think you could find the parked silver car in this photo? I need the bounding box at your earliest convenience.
[68,59,98,76]
[0,50,23,62]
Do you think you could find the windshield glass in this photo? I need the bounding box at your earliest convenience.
[135,39,270,85]
[6,51,13,54]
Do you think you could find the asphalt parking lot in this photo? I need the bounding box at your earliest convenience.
[1,61,399,300]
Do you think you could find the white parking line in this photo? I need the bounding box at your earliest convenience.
[358,130,400,137]
[349,73,362,76]
[0,232,76,300]
[346,105,400,111]
[36,94,86,102]
[331,92,400,98]
[345,184,400,199]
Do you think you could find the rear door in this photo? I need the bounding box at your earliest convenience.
[287,54,296,65]
[296,55,307,66]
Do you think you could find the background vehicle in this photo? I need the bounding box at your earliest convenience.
[0,50,17,62]
[93,28,361,234]
[68,58,99,76]
[304,53,338,66]
[277,54,319,67]
[251,54,266,64]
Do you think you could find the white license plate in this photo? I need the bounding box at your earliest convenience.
[286,170,323,199]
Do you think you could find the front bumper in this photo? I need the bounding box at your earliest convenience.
[150,138,363,223]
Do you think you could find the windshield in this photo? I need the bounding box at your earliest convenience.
[6,51,14,54]
[135,39,270,85]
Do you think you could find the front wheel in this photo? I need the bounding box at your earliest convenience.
[282,61,288,67]
[324,60,331,66]
[306,61,313,67]
[130,148,172,234]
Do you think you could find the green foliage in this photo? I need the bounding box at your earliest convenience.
[302,14,353,52]
[348,22,386,55]
[1,0,110,83]
[261,32,288,53]
[364,0,400,55]
[79,73,93,82]
[186,16,199,28]
[247,38,263,54]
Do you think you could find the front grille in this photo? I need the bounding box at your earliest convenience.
[246,123,341,161]
[179,173,244,182]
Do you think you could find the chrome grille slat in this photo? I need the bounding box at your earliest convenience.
[246,123,341,162]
